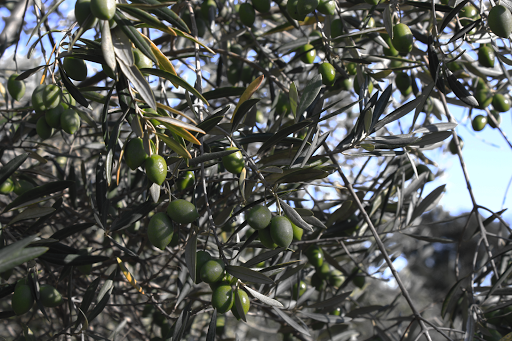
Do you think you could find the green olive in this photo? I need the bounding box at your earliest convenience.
[319,62,336,86]
[488,5,512,38]
[297,43,316,64]
[449,135,463,154]
[63,57,88,81]
[317,0,335,15]
[269,216,293,248]
[492,93,511,112]
[330,19,344,38]
[231,289,250,319]
[211,283,234,314]
[478,45,495,68]
[145,155,167,185]
[90,0,116,20]
[7,73,25,101]
[488,110,502,128]
[166,199,199,224]
[472,114,487,131]
[252,0,270,13]
[246,205,272,230]
[147,212,174,250]
[239,3,256,26]
[392,23,413,55]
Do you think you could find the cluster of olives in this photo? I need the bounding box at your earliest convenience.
[305,246,343,290]
[471,77,510,132]
[246,205,302,249]
[196,250,250,317]
[11,278,63,316]
[124,137,169,185]
[31,83,81,140]
[147,199,198,250]
[308,246,365,291]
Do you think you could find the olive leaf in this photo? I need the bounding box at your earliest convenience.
[0,235,48,274]
[226,265,274,284]
[278,198,313,232]
[243,285,284,308]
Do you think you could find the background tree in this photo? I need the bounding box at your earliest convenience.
[0,0,512,339]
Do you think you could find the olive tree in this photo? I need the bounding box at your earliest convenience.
[0,0,511,339]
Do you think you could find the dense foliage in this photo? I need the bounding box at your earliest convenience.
[1,0,512,339]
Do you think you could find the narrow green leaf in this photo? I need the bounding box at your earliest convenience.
[111,26,134,66]
[117,59,156,110]
[8,207,55,225]
[144,68,209,106]
[0,153,28,185]
[189,149,238,166]
[50,223,95,240]
[232,75,264,120]
[243,285,284,308]
[257,120,311,154]
[156,133,192,159]
[411,184,446,221]
[203,87,245,100]
[306,291,352,309]
[101,20,117,73]
[114,10,157,64]
[15,66,46,81]
[446,73,478,107]
[279,198,313,232]
[289,82,299,118]
[87,282,113,324]
[298,311,348,323]
[129,0,190,32]
[371,96,422,134]
[346,305,384,317]
[439,0,469,32]
[273,307,311,336]
[206,309,217,341]
[414,122,457,134]
[150,116,205,134]
[59,68,89,107]
[259,260,301,274]
[226,265,274,284]
[111,202,157,232]
[172,304,190,341]
[441,277,466,318]
[243,248,286,267]
[4,180,74,212]
[486,262,512,301]
[296,75,322,119]
[197,115,224,135]
[402,233,454,243]
[39,253,109,266]
[0,241,47,274]
[302,215,326,229]
[231,98,260,133]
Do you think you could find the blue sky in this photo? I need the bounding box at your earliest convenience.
[426,105,512,222]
